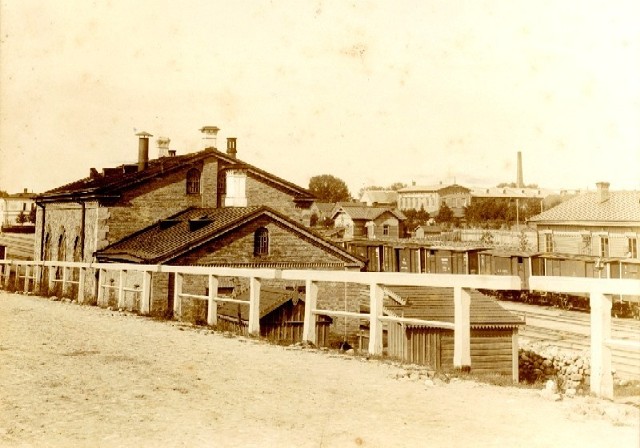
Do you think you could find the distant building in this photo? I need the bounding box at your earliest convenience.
[359,190,398,207]
[469,186,553,201]
[0,188,36,229]
[438,184,471,219]
[331,204,406,239]
[397,184,443,213]
[528,182,640,260]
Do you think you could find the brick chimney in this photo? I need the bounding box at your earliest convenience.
[226,137,237,158]
[156,136,171,158]
[596,182,610,203]
[136,131,153,171]
[200,126,220,150]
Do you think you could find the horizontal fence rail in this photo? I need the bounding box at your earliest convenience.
[1,259,637,399]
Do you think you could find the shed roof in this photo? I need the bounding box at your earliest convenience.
[383,286,523,329]
[528,190,640,224]
[216,287,305,322]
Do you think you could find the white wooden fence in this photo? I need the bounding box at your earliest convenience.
[1,258,638,399]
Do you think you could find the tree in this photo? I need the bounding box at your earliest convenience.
[308,175,351,203]
[437,202,454,224]
[358,182,406,198]
[16,210,28,225]
[28,207,36,224]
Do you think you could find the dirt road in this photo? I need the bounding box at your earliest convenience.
[1,292,638,447]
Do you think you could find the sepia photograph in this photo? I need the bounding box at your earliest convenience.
[1,1,639,446]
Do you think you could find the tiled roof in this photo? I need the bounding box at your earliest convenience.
[528,190,640,223]
[96,206,364,266]
[332,204,406,221]
[97,207,262,263]
[38,148,313,201]
[383,286,523,328]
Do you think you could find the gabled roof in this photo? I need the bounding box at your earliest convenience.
[528,190,640,224]
[95,206,364,267]
[382,286,523,329]
[37,148,314,203]
[359,190,398,204]
[331,204,406,221]
[312,202,336,214]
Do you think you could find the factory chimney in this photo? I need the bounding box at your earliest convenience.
[516,151,524,188]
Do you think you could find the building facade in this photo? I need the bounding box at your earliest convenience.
[0,189,36,229]
[528,182,640,260]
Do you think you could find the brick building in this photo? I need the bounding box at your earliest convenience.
[34,128,315,267]
[34,127,367,344]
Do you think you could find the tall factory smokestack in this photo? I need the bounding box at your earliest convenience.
[516,151,524,188]
[136,131,153,171]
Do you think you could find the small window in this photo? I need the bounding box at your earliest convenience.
[254,227,269,256]
[629,238,638,258]
[600,236,609,258]
[186,168,201,194]
[544,233,554,252]
[383,224,390,236]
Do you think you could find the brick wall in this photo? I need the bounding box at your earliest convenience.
[177,218,349,266]
[245,175,311,226]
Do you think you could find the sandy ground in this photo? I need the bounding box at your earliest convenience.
[1,292,638,448]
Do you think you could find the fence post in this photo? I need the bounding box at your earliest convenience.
[207,274,218,326]
[4,262,11,289]
[140,270,152,315]
[62,266,69,297]
[34,263,41,292]
[14,263,21,290]
[48,265,55,293]
[369,282,384,355]
[24,265,30,293]
[248,277,261,335]
[453,286,471,370]
[118,270,126,309]
[173,272,183,319]
[97,268,104,306]
[77,267,86,303]
[590,291,613,399]
[303,279,318,345]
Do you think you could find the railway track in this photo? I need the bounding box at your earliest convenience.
[499,301,640,380]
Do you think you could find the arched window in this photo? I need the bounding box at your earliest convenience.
[73,236,82,262]
[43,233,50,261]
[57,232,66,262]
[254,227,269,256]
[186,168,201,194]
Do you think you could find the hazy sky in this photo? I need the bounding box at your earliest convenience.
[1,1,639,197]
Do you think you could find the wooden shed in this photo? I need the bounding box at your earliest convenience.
[384,286,524,380]
[215,287,333,346]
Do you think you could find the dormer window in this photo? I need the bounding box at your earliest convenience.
[186,168,201,194]
[254,227,269,256]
